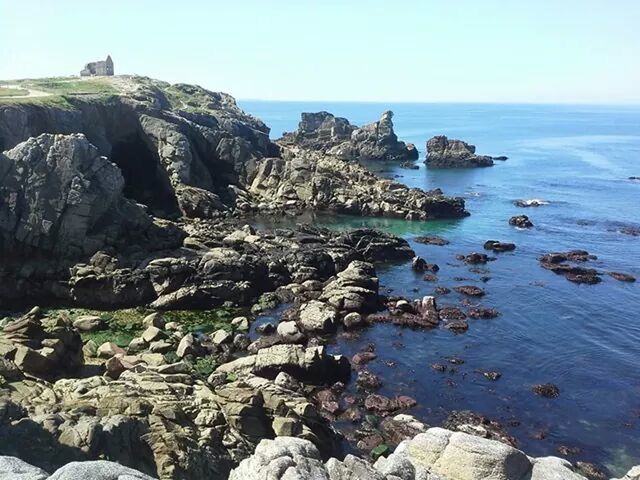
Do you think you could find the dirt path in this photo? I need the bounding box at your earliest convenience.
[1,84,52,98]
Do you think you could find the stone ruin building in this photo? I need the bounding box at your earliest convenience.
[80,55,114,76]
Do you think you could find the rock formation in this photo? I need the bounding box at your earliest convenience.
[280,110,418,161]
[425,135,496,168]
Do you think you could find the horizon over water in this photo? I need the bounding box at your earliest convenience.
[240,100,640,475]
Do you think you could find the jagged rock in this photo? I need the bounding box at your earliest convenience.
[425,136,496,168]
[297,301,338,334]
[231,316,250,331]
[252,344,349,384]
[0,133,152,258]
[142,313,165,329]
[0,316,83,378]
[368,296,440,329]
[509,215,534,228]
[319,261,379,313]
[249,149,467,220]
[483,241,516,252]
[279,111,417,162]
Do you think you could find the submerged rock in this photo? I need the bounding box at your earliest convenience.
[532,383,560,398]
[425,135,496,168]
[608,272,636,282]
[414,235,450,246]
[483,240,516,252]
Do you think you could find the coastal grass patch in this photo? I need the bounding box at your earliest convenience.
[25,77,117,96]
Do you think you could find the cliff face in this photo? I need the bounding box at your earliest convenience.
[0,78,276,219]
[0,76,466,308]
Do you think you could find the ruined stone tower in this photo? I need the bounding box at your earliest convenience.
[80,55,114,76]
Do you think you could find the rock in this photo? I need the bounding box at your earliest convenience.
[390,427,530,480]
[425,136,496,168]
[539,251,602,284]
[0,456,48,479]
[253,344,349,384]
[356,370,383,391]
[509,215,534,228]
[343,312,365,329]
[279,110,417,162]
[414,235,449,246]
[229,437,328,480]
[212,329,233,345]
[233,333,250,351]
[483,241,516,252]
[274,371,301,391]
[364,394,416,415]
[47,460,157,479]
[297,300,338,334]
[255,322,276,335]
[530,456,590,480]
[319,261,379,313]
[140,326,164,343]
[454,286,485,297]
[459,252,491,264]
[467,307,499,319]
[379,414,428,447]
[231,316,250,331]
[277,320,300,337]
[249,150,467,221]
[613,466,640,480]
[608,272,636,282]
[532,383,560,398]
[412,257,427,272]
[72,315,104,332]
[142,313,165,329]
[272,417,302,437]
[575,462,607,480]
[127,337,147,353]
[176,333,197,358]
[514,199,548,207]
[444,410,517,446]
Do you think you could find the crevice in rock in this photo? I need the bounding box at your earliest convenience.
[110,133,180,218]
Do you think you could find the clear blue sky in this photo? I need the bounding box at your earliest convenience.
[1,0,639,103]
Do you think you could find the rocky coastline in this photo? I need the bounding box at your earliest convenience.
[0,76,637,480]
[425,135,503,168]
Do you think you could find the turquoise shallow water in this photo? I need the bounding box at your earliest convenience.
[240,101,640,474]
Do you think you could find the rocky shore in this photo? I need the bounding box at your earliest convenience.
[0,76,637,479]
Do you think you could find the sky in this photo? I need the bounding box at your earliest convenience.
[1,0,639,104]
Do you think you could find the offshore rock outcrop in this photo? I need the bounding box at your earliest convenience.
[279,110,418,161]
[426,135,496,168]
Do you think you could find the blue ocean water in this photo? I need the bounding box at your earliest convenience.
[240,101,640,474]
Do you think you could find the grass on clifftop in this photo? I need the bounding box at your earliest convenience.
[0,87,28,97]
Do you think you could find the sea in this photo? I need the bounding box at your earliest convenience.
[239,100,640,475]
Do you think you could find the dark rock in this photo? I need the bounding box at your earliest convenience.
[483,240,516,252]
[540,250,602,284]
[364,394,416,415]
[438,306,467,321]
[454,285,485,297]
[532,383,560,398]
[414,235,449,246]
[482,371,502,381]
[444,410,518,447]
[459,252,492,264]
[575,462,608,480]
[467,307,499,319]
[509,215,534,228]
[352,351,377,366]
[608,271,636,282]
[356,370,383,391]
[445,319,469,333]
[255,322,276,335]
[431,363,447,372]
[435,287,451,295]
[425,136,496,168]
[411,256,427,272]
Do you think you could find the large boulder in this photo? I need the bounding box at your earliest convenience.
[0,456,48,480]
[319,260,379,313]
[425,136,495,168]
[0,133,151,257]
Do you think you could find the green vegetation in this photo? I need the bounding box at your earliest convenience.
[20,77,116,96]
[45,306,242,347]
[0,87,28,97]
[189,355,219,378]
